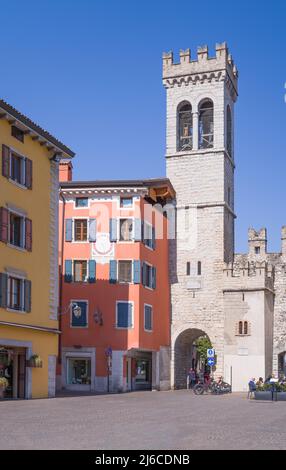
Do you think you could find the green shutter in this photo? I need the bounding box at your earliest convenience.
[109,260,117,283]
[65,260,73,283]
[88,260,96,283]
[0,273,8,308]
[24,280,32,313]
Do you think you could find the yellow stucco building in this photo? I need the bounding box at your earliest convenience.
[0,99,74,399]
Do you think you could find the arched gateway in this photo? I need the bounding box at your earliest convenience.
[174,328,212,389]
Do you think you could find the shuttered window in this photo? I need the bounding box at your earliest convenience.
[74,260,88,282]
[142,262,156,290]
[0,209,32,251]
[116,302,133,328]
[144,305,153,331]
[2,275,32,313]
[118,261,132,283]
[74,219,87,242]
[2,145,32,189]
[119,218,133,241]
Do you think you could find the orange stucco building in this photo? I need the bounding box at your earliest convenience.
[57,162,174,392]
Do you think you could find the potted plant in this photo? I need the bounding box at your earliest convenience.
[0,377,8,399]
[27,354,43,368]
[275,383,286,401]
[254,383,273,400]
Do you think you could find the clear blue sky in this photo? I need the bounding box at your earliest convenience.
[1,0,285,252]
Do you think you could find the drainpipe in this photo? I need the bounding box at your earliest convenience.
[58,189,66,364]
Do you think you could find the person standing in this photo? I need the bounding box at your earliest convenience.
[248,378,256,399]
[188,368,196,389]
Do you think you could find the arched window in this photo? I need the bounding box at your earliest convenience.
[199,99,214,149]
[226,105,232,157]
[178,102,193,151]
[244,321,248,335]
[238,321,243,335]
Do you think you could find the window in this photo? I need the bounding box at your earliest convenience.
[10,152,25,185]
[135,359,150,384]
[120,197,133,208]
[226,105,232,157]
[11,126,24,143]
[143,222,155,249]
[74,219,87,241]
[118,261,132,283]
[74,260,88,282]
[8,276,23,310]
[142,262,156,289]
[116,302,133,328]
[2,145,32,189]
[237,321,249,336]
[199,100,214,149]
[197,261,202,276]
[255,246,260,255]
[178,102,193,151]
[9,212,24,248]
[186,262,191,276]
[67,358,91,385]
[144,305,153,331]
[71,301,88,327]
[75,197,88,208]
[119,218,133,241]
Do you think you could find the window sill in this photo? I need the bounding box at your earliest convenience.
[7,243,27,253]
[8,179,28,190]
[6,308,27,314]
[144,328,153,333]
[70,325,89,329]
[115,326,134,330]
[143,244,154,252]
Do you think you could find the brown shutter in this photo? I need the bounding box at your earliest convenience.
[2,145,10,178]
[0,207,9,243]
[25,158,33,189]
[25,218,32,251]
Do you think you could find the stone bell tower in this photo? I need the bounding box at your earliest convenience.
[162,43,238,388]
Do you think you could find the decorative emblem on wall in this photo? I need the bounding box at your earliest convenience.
[91,233,114,264]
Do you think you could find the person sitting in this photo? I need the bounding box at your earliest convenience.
[256,377,264,388]
[248,378,256,399]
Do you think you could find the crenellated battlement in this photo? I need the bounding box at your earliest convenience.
[223,261,274,291]
[162,42,238,94]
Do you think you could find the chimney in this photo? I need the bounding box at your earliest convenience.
[59,161,73,182]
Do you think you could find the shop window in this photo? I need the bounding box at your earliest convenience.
[118,261,132,283]
[116,302,133,328]
[67,358,91,385]
[135,359,150,384]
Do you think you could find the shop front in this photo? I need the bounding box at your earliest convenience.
[0,346,27,399]
[127,350,153,391]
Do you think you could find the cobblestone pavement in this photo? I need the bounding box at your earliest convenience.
[1,391,286,450]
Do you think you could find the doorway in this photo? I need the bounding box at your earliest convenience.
[0,347,26,399]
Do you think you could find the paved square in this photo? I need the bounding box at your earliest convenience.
[1,391,286,450]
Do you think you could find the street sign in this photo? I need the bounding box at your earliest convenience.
[207,357,215,366]
[207,348,215,358]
